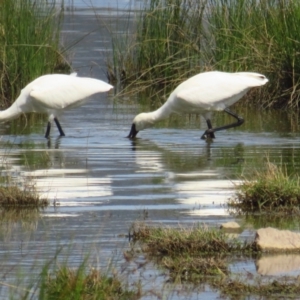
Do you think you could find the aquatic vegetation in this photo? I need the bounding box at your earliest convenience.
[0,0,70,106]
[0,185,48,208]
[129,222,257,282]
[206,0,300,109]
[107,0,206,94]
[108,0,300,109]
[130,222,255,255]
[216,276,300,299]
[231,161,300,213]
[44,266,139,300]
[130,223,300,298]
[7,253,140,299]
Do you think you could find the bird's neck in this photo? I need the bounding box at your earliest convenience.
[0,102,22,122]
[150,100,174,122]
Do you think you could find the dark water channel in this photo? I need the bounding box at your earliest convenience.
[1,4,300,299]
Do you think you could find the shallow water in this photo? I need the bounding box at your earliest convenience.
[1,5,300,299]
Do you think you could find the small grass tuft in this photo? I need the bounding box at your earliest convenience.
[162,255,228,283]
[130,223,300,297]
[131,222,255,256]
[0,185,48,208]
[230,161,300,214]
[44,266,139,300]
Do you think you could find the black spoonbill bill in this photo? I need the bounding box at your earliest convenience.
[1,73,113,138]
[127,71,268,140]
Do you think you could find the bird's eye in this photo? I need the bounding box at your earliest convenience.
[259,75,265,79]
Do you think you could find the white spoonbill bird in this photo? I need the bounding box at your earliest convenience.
[1,73,113,138]
[127,71,268,140]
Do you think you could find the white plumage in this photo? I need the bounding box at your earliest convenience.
[128,71,268,140]
[0,73,113,138]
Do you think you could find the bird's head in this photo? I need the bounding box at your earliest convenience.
[127,113,155,139]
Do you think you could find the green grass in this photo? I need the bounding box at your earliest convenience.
[43,266,139,300]
[6,254,140,300]
[107,0,206,96]
[130,222,257,283]
[0,0,70,106]
[108,0,300,109]
[130,222,254,255]
[230,161,300,214]
[204,0,300,109]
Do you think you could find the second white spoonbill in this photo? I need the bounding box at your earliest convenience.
[127,71,268,140]
[0,73,113,138]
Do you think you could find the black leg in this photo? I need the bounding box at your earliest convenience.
[45,121,51,138]
[201,119,216,139]
[54,117,65,136]
[127,124,138,139]
[201,108,244,139]
[213,108,244,132]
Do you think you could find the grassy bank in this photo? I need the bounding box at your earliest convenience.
[0,0,70,106]
[108,0,300,109]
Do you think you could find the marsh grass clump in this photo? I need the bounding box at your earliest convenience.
[230,162,300,214]
[0,185,48,208]
[131,223,254,256]
[0,0,70,106]
[162,255,228,282]
[130,223,257,283]
[44,266,139,300]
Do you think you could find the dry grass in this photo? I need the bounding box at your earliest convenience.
[0,185,48,208]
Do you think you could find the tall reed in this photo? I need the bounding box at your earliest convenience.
[107,0,207,96]
[205,0,300,109]
[0,0,69,106]
[108,0,300,109]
